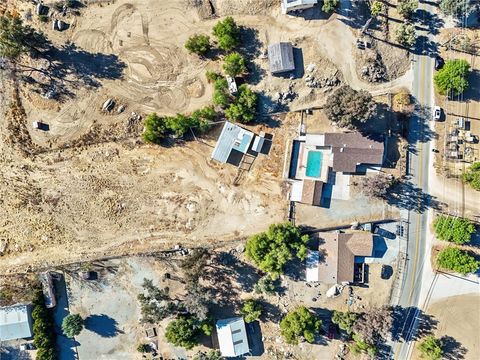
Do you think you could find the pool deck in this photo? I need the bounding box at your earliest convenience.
[295,142,331,182]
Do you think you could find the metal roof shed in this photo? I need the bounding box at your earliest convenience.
[268,42,295,74]
[211,122,254,164]
[216,317,250,357]
[282,0,318,14]
[0,304,33,341]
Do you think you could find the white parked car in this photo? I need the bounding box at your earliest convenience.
[433,106,442,121]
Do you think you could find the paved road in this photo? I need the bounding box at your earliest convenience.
[393,1,437,359]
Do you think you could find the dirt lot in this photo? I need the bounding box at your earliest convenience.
[411,294,480,360]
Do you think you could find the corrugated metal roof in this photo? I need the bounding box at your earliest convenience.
[216,317,250,357]
[211,122,254,163]
[268,42,295,74]
[0,304,33,341]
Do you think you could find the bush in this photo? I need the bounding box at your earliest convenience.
[212,16,240,51]
[370,1,384,17]
[280,306,321,344]
[137,343,150,353]
[31,290,56,359]
[241,299,263,323]
[463,162,480,191]
[349,334,378,356]
[254,276,276,295]
[143,113,167,144]
[433,215,475,244]
[138,278,178,323]
[396,23,417,47]
[206,70,221,83]
[440,0,473,18]
[434,59,470,95]
[38,15,49,22]
[436,247,479,275]
[331,311,358,334]
[358,174,396,199]
[225,84,257,123]
[223,52,247,77]
[193,350,223,360]
[397,0,418,18]
[61,313,84,338]
[418,336,443,360]
[322,0,339,13]
[213,77,231,107]
[185,34,211,55]
[323,85,376,128]
[165,316,201,350]
[246,223,309,277]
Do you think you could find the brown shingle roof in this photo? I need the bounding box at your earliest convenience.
[317,232,374,284]
[323,132,384,173]
[301,180,323,206]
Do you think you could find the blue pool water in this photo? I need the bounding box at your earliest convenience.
[306,151,322,178]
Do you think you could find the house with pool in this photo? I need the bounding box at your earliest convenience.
[287,132,384,206]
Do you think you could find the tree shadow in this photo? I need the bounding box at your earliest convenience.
[0,347,33,360]
[384,180,442,213]
[407,102,438,144]
[285,4,331,20]
[414,9,444,35]
[338,0,371,29]
[441,335,468,360]
[464,70,480,102]
[391,306,438,342]
[84,314,122,338]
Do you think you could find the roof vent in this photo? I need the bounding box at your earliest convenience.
[340,148,344,152]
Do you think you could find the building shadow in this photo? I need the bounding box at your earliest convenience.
[292,47,304,79]
[284,4,331,20]
[84,314,122,338]
[246,321,264,356]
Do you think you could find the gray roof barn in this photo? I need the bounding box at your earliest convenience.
[268,42,295,74]
[211,121,254,164]
[0,304,33,341]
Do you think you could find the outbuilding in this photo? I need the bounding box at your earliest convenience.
[216,317,250,357]
[211,121,254,165]
[281,0,318,14]
[268,42,295,74]
[0,304,33,341]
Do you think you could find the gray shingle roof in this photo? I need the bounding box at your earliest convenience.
[268,42,295,74]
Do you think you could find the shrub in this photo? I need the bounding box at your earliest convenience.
[397,0,418,18]
[280,306,321,344]
[440,0,473,18]
[396,23,417,48]
[418,335,443,360]
[165,316,201,350]
[246,223,309,277]
[137,343,150,353]
[61,313,84,338]
[223,52,247,77]
[322,0,339,13]
[331,311,358,334]
[463,162,480,191]
[185,34,211,55]
[241,299,263,323]
[143,113,167,144]
[436,247,479,275]
[433,215,475,244]
[206,70,221,83]
[323,85,376,128]
[193,350,223,360]
[225,84,257,123]
[213,77,231,107]
[212,16,240,51]
[434,59,470,95]
[31,290,56,359]
[349,334,378,356]
[254,276,276,295]
[38,15,49,22]
[370,1,384,17]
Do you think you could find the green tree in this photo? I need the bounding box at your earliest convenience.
[436,247,479,275]
[185,34,211,56]
[36,348,57,360]
[213,77,231,107]
[331,311,358,334]
[433,215,475,245]
[370,1,384,17]
[280,306,321,344]
[254,275,276,295]
[193,350,224,360]
[434,59,470,95]
[212,16,240,51]
[225,84,257,123]
[61,313,84,338]
[395,23,417,48]
[349,334,378,357]
[397,0,418,18]
[323,85,376,128]
[165,316,200,350]
[418,336,443,360]
[142,113,167,144]
[223,52,247,77]
[191,106,217,134]
[440,0,472,18]
[322,0,339,13]
[246,223,309,277]
[241,299,263,323]
[0,13,49,59]
[463,162,480,191]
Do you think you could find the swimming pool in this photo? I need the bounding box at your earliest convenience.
[306,151,323,178]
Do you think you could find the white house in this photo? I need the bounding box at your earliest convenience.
[282,0,318,14]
